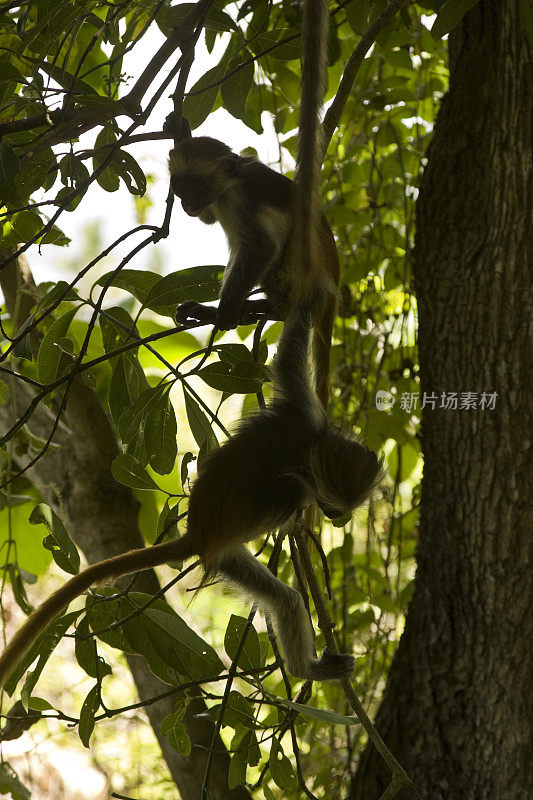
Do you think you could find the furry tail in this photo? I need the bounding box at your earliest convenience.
[0,537,195,692]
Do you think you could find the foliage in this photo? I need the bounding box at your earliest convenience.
[0,0,463,796]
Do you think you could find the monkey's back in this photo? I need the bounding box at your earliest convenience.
[186,403,317,562]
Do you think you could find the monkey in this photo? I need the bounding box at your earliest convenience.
[168,135,339,409]
[0,0,382,693]
[0,303,382,691]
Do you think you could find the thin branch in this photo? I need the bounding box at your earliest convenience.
[293,524,424,800]
[322,0,413,150]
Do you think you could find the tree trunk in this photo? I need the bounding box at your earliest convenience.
[350,2,532,799]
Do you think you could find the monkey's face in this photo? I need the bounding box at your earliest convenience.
[171,173,216,217]
[317,501,346,520]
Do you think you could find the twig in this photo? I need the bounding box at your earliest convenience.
[293,523,424,800]
[322,0,412,150]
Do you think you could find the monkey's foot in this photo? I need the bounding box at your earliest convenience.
[309,649,355,681]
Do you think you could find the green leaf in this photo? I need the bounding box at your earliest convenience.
[87,590,223,682]
[383,48,412,70]
[229,748,247,789]
[164,4,236,32]
[431,0,481,40]
[144,390,178,475]
[269,740,298,791]
[35,281,79,312]
[156,498,182,539]
[74,616,112,679]
[29,504,80,575]
[0,61,26,84]
[180,452,195,487]
[39,224,70,247]
[93,127,120,192]
[0,140,20,204]
[111,149,146,196]
[118,384,166,444]
[7,565,33,615]
[346,0,370,35]
[223,690,256,730]
[58,153,89,189]
[143,266,223,317]
[161,710,192,756]
[11,210,44,241]
[37,307,78,384]
[253,30,300,61]
[8,611,80,700]
[198,360,266,395]
[108,354,150,429]
[0,379,8,404]
[221,58,254,122]
[144,606,224,678]
[183,59,228,129]
[224,614,262,671]
[100,306,141,353]
[111,453,159,491]
[16,148,56,198]
[0,763,31,800]
[183,387,218,453]
[79,684,100,748]
[277,698,361,726]
[98,269,162,306]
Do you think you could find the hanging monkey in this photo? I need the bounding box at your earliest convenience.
[0,303,381,689]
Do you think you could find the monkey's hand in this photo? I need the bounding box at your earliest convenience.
[215,300,240,331]
[239,298,277,323]
[309,649,355,681]
[175,301,217,326]
[217,299,280,329]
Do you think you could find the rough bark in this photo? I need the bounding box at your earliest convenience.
[350,2,532,799]
[0,256,250,800]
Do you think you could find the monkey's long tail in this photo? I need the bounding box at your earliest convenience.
[0,536,195,692]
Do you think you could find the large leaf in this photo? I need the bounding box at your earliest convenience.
[224,615,262,671]
[144,389,178,475]
[79,684,100,748]
[198,359,266,395]
[221,58,254,122]
[183,387,218,453]
[87,591,224,682]
[4,611,80,698]
[143,266,224,317]
[29,504,80,575]
[37,307,79,384]
[111,453,159,491]
[432,0,481,39]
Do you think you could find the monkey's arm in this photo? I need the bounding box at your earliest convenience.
[175,298,280,327]
[217,228,280,330]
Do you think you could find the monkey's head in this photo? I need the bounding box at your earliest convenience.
[169,137,241,219]
[311,434,383,520]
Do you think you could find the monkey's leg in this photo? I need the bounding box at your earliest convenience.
[218,547,354,680]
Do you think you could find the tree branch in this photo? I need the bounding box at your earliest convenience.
[322,0,412,150]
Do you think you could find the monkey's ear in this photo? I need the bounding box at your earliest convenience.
[221,154,241,177]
